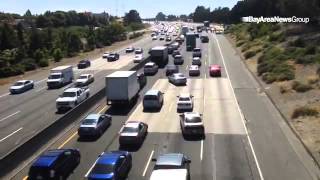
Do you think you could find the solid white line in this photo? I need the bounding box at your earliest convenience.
[85,158,100,178]
[213,34,265,180]
[35,86,46,92]
[0,127,23,142]
[185,65,188,71]
[0,92,10,98]
[0,111,20,122]
[200,140,204,161]
[142,150,154,177]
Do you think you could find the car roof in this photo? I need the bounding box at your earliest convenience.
[184,112,201,118]
[145,62,155,66]
[16,80,30,83]
[193,57,200,60]
[210,64,221,68]
[125,121,140,128]
[190,65,198,69]
[85,114,100,120]
[179,93,191,98]
[32,149,68,167]
[97,151,126,165]
[64,88,80,92]
[80,74,92,76]
[145,89,160,96]
[193,48,201,50]
[156,153,184,166]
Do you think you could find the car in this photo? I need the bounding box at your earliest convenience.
[174,54,184,65]
[180,112,204,136]
[200,35,209,43]
[106,53,120,61]
[159,36,165,41]
[167,45,174,54]
[135,47,143,54]
[137,72,147,89]
[172,50,181,58]
[168,73,187,85]
[144,62,158,75]
[150,153,191,180]
[28,149,80,180]
[143,90,164,110]
[166,65,179,76]
[56,87,90,112]
[76,74,94,86]
[87,151,132,180]
[189,65,200,76]
[119,121,148,147]
[209,64,222,77]
[78,114,112,138]
[177,94,194,112]
[77,59,91,69]
[133,54,144,63]
[165,36,171,41]
[190,27,194,31]
[9,80,34,94]
[172,33,177,36]
[102,52,110,59]
[125,46,135,53]
[192,57,201,66]
[152,36,158,40]
[171,42,180,50]
[192,48,202,58]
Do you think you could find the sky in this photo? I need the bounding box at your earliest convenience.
[0,0,239,18]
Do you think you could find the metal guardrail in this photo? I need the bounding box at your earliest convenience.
[0,36,178,179]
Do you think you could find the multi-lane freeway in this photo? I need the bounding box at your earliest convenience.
[1,22,320,180]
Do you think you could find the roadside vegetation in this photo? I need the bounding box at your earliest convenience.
[0,9,146,78]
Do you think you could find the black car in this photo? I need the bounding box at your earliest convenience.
[167,45,174,54]
[77,59,91,69]
[137,72,147,89]
[107,53,120,61]
[166,65,179,76]
[28,149,80,180]
[201,36,209,43]
[172,50,180,58]
[192,48,202,58]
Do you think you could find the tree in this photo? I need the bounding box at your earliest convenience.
[67,32,82,56]
[52,48,63,62]
[167,15,177,21]
[0,23,18,50]
[193,6,211,22]
[123,10,142,25]
[155,12,166,21]
[17,23,25,46]
[87,26,96,50]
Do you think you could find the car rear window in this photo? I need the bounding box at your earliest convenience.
[179,97,190,101]
[144,95,158,100]
[14,82,24,86]
[82,119,97,125]
[122,127,139,133]
[91,163,114,174]
[186,116,201,123]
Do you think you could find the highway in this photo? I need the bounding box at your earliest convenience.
[9,25,320,180]
[0,23,172,159]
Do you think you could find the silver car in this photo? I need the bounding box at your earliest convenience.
[180,112,204,136]
[76,74,94,86]
[9,80,34,94]
[192,57,201,66]
[168,73,187,85]
[144,62,158,75]
[78,114,112,137]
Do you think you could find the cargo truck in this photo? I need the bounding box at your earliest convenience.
[47,66,73,89]
[149,46,168,68]
[186,33,196,51]
[105,71,140,105]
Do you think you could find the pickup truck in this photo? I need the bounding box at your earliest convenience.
[56,87,90,112]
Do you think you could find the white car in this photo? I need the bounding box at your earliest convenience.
[9,80,34,94]
[192,57,201,66]
[75,74,94,86]
[189,65,200,76]
[144,62,158,75]
[133,54,144,63]
[177,93,193,112]
[168,73,187,85]
[174,54,184,65]
[152,36,158,40]
[180,112,204,136]
[135,48,143,54]
[102,52,110,59]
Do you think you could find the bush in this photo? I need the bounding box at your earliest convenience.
[128,32,144,39]
[269,32,285,42]
[244,50,257,59]
[0,66,24,78]
[296,55,316,64]
[236,40,245,47]
[307,76,319,85]
[305,45,316,55]
[52,48,63,62]
[262,73,277,84]
[22,58,37,71]
[279,85,290,94]
[292,81,313,92]
[289,37,305,47]
[292,106,318,119]
[38,59,49,67]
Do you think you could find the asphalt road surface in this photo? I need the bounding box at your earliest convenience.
[8,25,320,180]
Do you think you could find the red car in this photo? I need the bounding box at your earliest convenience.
[209,65,221,77]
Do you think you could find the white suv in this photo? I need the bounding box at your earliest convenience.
[177,93,193,112]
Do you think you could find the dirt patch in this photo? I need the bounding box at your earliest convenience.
[0,33,150,86]
[226,34,320,165]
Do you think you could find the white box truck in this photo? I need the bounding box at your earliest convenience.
[47,66,73,89]
[105,71,140,105]
[149,46,168,68]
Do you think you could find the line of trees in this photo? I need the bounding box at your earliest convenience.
[0,9,144,78]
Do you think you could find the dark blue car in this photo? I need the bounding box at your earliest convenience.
[87,151,132,180]
[28,149,80,180]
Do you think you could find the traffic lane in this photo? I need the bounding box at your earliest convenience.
[215,34,320,179]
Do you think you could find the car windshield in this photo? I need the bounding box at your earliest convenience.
[49,74,61,79]
[186,116,201,123]
[179,97,190,101]
[80,60,86,63]
[79,75,88,79]
[154,164,182,170]
[144,95,158,100]
[91,163,114,174]
[177,74,184,77]
[122,126,138,133]
[145,65,153,68]
[82,119,97,125]
[14,82,24,86]
[193,49,200,52]
[62,92,76,97]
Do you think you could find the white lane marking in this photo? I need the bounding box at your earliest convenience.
[0,92,10,98]
[35,78,47,84]
[200,140,204,161]
[142,150,154,177]
[85,157,100,178]
[185,65,189,71]
[0,127,23,142]
[213,34,265,180]
[0,111,20,122]
[35,86,46,92]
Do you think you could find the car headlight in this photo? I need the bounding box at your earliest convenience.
[49,170,55,178]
